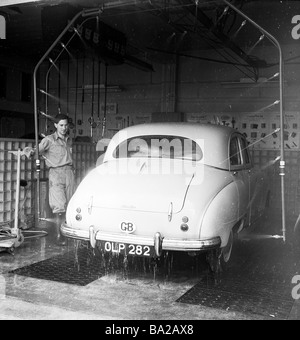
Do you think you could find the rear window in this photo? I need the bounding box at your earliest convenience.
[113,135,203,161]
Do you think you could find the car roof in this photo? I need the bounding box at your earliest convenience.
[105,122,240,170]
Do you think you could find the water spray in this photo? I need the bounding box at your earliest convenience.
[240,234,284,241]
[39,217,57,223]
[39,110,55,121]
[256,100,280,113]
[247,34,265,55]
[232,20,246,38]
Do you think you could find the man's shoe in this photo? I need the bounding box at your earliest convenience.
[55,213,67,246]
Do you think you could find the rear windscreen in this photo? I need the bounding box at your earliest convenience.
[113,135,203,161]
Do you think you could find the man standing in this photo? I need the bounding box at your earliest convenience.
[28,114,75,245]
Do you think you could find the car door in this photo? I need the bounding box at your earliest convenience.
[239,135,254,224]
[229,134,251,221]
[241,135,267,224]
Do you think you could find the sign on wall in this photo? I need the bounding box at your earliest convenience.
[185,112,300,150]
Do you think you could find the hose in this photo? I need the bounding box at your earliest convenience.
[21,230,48,240]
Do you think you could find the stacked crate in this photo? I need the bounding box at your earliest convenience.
[0,139,97,225]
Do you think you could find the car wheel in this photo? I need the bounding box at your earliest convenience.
[206,229,234,274]
[220,229,233,266]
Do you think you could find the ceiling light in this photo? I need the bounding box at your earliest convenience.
[82,8,102,17]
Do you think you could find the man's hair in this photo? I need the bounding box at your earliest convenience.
[54,113,69,124]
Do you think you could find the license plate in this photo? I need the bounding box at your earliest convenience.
[98,241,155,258]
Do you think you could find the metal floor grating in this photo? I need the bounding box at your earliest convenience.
[6,233,300,319]
[8,246,106,286]
[177,239,299,320]
[177,275,294,319]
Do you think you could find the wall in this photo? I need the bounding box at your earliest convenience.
[0,54,35,138]
[40,41,300,139]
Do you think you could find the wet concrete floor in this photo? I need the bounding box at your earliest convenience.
[0,214,300,320]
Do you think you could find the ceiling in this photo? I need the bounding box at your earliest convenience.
[0,0,298,74]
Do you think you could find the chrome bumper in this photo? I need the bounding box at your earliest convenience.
[61,223,221,256]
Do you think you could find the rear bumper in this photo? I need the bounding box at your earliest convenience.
[61,223,221,255]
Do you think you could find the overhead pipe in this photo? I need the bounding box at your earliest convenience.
[33,0,148,220]
[44,15,102,128]
[33,1,146,222]
[40,0,148,132]
[33,7,103,222]
[222,0,286,242]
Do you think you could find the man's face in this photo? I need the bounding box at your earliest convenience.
[55,119,69,136]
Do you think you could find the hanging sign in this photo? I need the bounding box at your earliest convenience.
[74,21,127,64]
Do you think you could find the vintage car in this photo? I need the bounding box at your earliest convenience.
[61,123,271,271]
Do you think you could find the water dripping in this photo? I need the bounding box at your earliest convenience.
[73,239,81,272]
[122,255,129,280]
[152,260,158,282]
[143,257,147,275]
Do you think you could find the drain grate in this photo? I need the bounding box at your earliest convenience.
[177,275,294,319]
[9,247,105,286]
[177,240,299,320]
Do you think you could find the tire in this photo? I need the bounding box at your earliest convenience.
[220,229,234,268]
[206,229,234,274]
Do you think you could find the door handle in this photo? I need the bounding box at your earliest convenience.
[168,202,173,222]
[88,196,93,215]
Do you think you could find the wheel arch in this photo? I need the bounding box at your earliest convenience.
[200,181,240,248]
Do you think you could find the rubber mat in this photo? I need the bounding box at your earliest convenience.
[177,239,299,320]
[9,247,105,286]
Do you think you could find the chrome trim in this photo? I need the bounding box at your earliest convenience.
[61,223,221,252]
[154,232,163,257]
[89,225,96,248]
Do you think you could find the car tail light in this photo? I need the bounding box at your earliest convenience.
[180,223,189,232]
[76,214,82,221]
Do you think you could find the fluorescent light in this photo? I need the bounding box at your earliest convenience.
[84,84,123,92]
[0,0,43,7]
[82,8,102,17]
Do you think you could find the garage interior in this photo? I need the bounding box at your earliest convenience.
[0,0,300,320]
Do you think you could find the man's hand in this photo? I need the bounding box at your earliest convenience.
[22,147,35,159]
